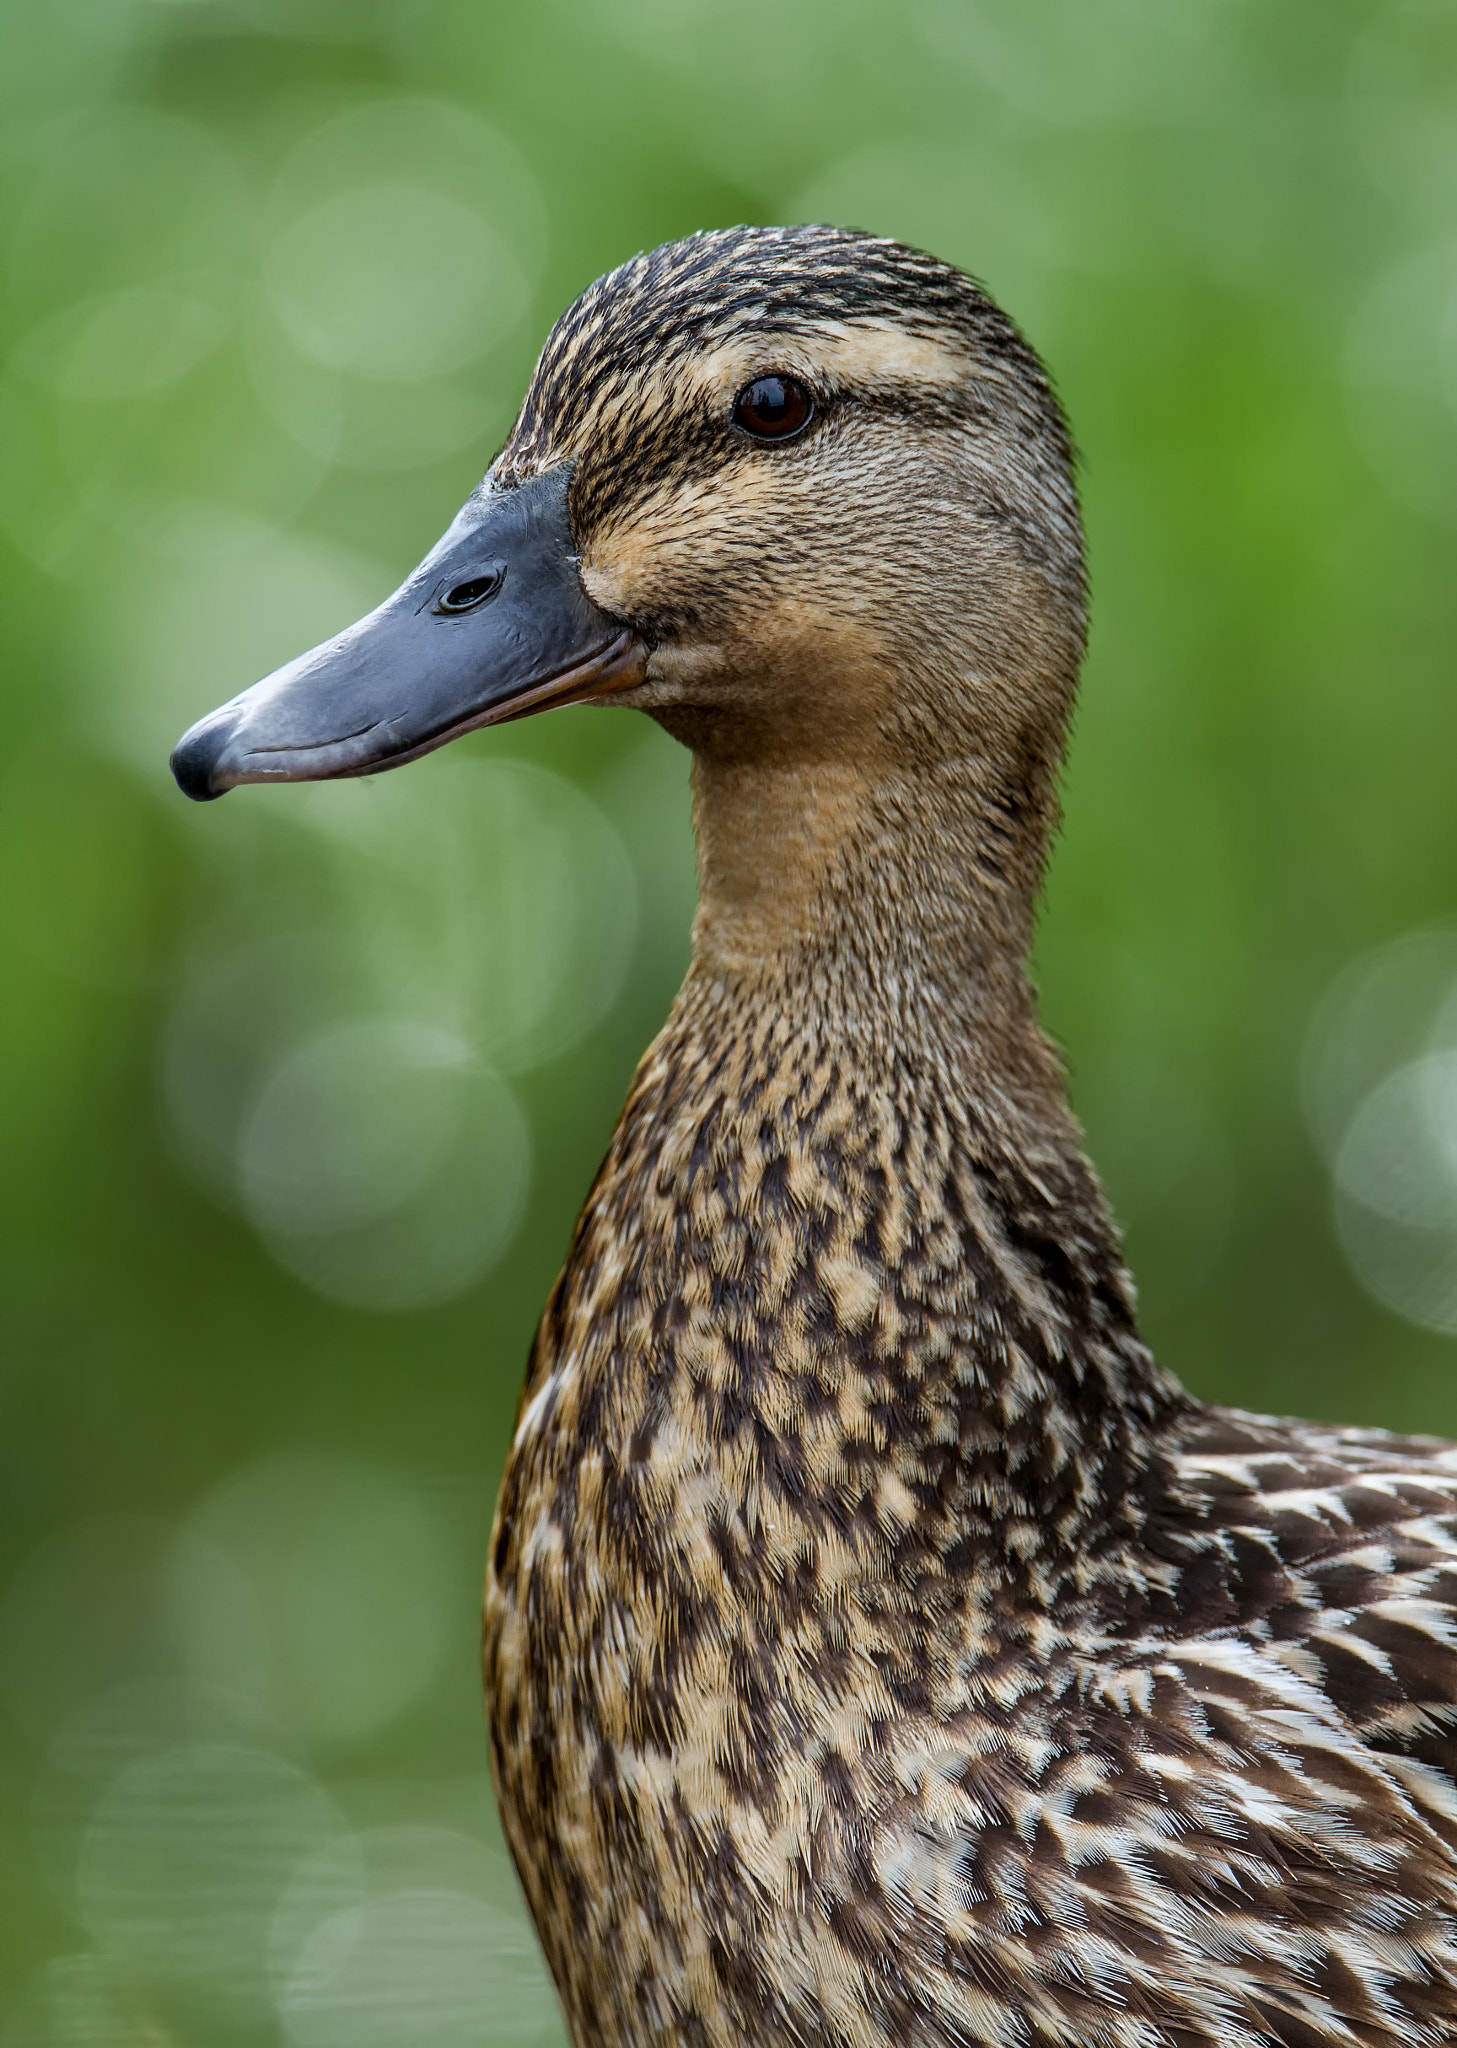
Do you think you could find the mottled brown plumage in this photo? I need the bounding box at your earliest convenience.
[477,228,1457,2046]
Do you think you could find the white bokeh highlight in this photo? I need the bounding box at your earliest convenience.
[238,1020,529,1313]
[1304,927,1457,1333]
[158,757,635,1311]
[183,1454,459,1745]
[250,98,544,474]
[75,1743,348,2021]
[273,1828,557,2048]
[264,184,527,384]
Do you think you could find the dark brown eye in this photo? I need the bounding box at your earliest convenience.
[732,375,814,442]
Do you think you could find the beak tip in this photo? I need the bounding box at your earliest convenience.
[170,717,233,802]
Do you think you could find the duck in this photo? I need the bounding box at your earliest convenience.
[171,225,1457,2048]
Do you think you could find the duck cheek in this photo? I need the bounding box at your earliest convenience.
[578,478,789,641]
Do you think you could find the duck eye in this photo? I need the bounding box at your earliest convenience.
[732,375,814,443]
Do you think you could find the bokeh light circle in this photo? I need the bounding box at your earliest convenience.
[0,1517,256,1749]
[280,1889,543,2048]
[75,1742,348,2019]
[282,757,641,1073]
[184,1454,459,1746]
[1300,926,1457,1165]
[264,185,527,384]
[239,1019,530,1312]
[1305,929,1457,1333]
[0,1952,161,2048]
[1334,1052,1457,1334]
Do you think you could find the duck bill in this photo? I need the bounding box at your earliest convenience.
[169,463,643,802]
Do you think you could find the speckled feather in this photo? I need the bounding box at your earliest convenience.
[481,229,1457,2046]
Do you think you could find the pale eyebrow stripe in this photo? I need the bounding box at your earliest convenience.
[693,322,968,399]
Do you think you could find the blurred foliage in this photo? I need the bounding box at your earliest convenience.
[1,0,1455,2041]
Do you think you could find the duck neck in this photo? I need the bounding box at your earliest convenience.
[687,739,1054,1081]
[609,735,1191,1572]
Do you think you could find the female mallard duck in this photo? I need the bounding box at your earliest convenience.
[173,226,1457,2046]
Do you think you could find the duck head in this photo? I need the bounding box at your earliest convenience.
[172,225,1084,1004]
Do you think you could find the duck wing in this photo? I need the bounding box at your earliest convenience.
[1160,1406,1457,1833]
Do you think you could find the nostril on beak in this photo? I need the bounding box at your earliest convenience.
[435,565,506,615]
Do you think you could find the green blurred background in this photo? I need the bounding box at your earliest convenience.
[1,0,1455,2040]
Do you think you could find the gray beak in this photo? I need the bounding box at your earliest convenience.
[170,463,643,801]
